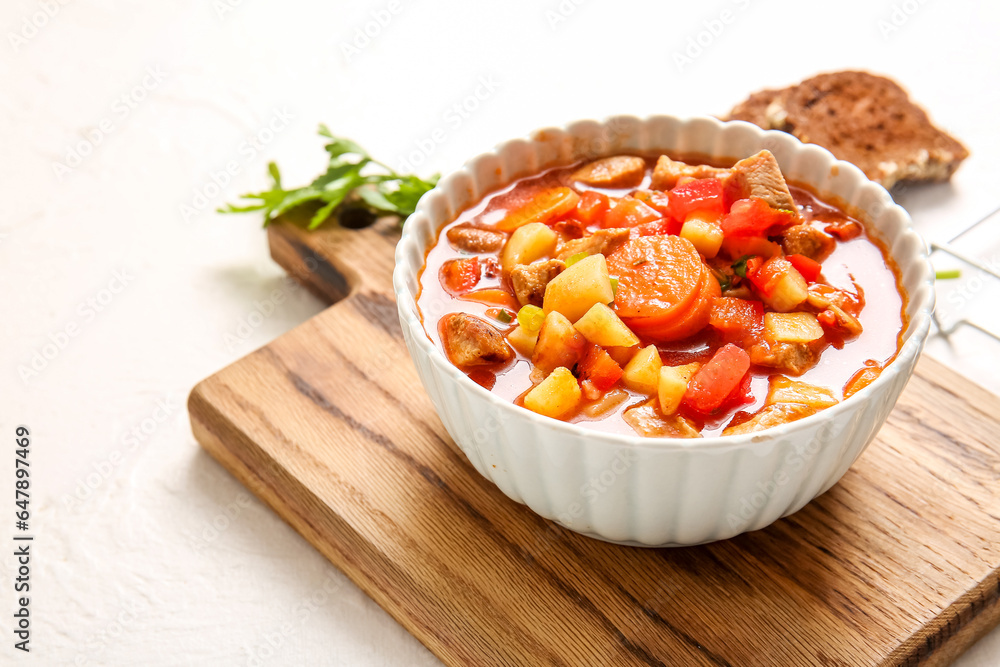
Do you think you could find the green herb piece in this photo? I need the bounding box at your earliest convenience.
[936,269,962,280]
[219,125,439,230]
[732,254,753,278]
[711,267,732,291]
[517,305,545,333]
[496,309,513,324]
[565,251,590,267]
[610,277,619,297]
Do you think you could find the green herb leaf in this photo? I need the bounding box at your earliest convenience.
[610,277,619,297]
[496,309,513,324]
[220,126,439,228]
[566,251,590,267]
[936,269,962,280]
[732,255,753,279]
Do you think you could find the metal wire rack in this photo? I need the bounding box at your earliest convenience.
[930,203,1000,342]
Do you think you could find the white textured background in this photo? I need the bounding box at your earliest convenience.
[3,0,1000,664]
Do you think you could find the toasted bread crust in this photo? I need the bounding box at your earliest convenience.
[728,71,968,189]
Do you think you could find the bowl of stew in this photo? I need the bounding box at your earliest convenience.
[393,115,934,546]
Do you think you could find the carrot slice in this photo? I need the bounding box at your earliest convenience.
[496,187,581,232]
[607,236,713,342]
[459,288,521,311]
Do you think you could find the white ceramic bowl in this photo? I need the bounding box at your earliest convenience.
[393,115,935,547]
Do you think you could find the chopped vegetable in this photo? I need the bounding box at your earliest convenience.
[658,363,701,415]
[542,254,615,323]
[936,269,961,280]
[721,235,782,261]
[523,367,582,419]
[786,254,822,283]
[682,343,751,414]
[602,197,662,229]
[459,289,521,311]
[575,191,611,225]
[439,257,480,296]
[767,376,838,409]
[507,325,539,357]
[607,236,718,342]
[764,312,825,343]
[731,255,754,279]
[516,304,546,333]
[220,126,440,229]
[577,345,625,392]
[500,222,557,273]
[621,345,663,395]
[667,178,725,221]
[709,297,764,336]
[497,187,580,232]
[750,257,809,312]
[680,216,724,258]
[496,309,513,324]
[565,251,590,267]
[573,303,640,348]
[721,198,796,237]
[532,311,587,374]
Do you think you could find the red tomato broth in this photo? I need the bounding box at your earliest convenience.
[416,157,907,438]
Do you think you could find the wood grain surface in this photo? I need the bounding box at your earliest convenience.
[189,210,1000,666]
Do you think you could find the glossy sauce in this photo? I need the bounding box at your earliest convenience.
[417,160,906,437]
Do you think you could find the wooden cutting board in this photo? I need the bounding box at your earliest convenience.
[189,210,1000,666]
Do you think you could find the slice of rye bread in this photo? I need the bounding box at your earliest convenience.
[727,71,968,190]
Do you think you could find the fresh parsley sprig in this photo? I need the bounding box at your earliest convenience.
[219,125,439,230]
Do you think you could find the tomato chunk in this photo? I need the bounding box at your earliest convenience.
[667,178,725,222]
[748,256,792,296]
[682,343,751,413]
[709,297,764,334]
[602,197,662,229]
[439,257,480,295]
[577,344,624,392]
[575,191,610,225]
[722,198,796,237]
[786,254,822,282]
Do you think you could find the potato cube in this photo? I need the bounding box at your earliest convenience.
[680,218,724,258]
[621,344,662,395]
[764,312,824,343]
[573,303,640,348]
[542,253,615,323]
[532,311,587,374]
[523,367,582,420]
[500,222,557,273]
[767,376,838,409]
[507,325,538,357]
[606,345,639,367]
[658,363,701,415]
[763,268,809,312]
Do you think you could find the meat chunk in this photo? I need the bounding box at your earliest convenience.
[439,313,514,367]
[555,228,629,260]
[723,403,818,436]
[447,224,506,253]
[750,341,822,376]
[780,224,835,262]
[623,400,701,438]
[572,156,646,188]
[724,150,799,213]
[651,155,730,190]
[510,259,565,307]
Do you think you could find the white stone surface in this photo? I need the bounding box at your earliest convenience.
[2,0,998,664]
